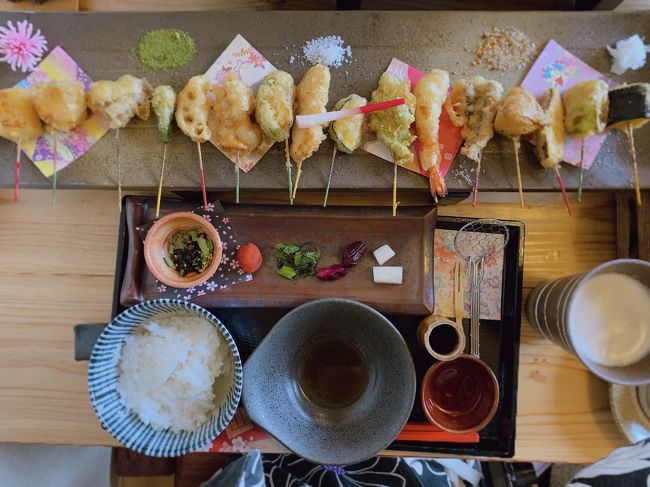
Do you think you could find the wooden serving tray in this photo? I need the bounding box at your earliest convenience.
[119,197,435,315]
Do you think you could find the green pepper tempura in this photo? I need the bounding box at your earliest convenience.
[165,228,214,277]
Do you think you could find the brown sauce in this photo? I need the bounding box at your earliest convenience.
[298,340,369,409]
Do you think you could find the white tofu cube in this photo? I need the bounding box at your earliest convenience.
[373,266,403,285]
[373,244,395,265]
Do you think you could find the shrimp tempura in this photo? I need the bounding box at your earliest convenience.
[414,69,449,198]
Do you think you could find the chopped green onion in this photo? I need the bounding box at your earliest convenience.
[277,265,297,280]
[164,256,174,268]
[197,237,210,256]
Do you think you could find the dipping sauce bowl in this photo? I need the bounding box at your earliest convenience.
[421,354,499,433]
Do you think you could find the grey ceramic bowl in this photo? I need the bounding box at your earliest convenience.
[242,298,416,465]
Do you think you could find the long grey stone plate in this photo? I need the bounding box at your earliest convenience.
[0,10,648,192]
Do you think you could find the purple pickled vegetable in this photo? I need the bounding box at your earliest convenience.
[316,264,349,281]
[341,241,367,267]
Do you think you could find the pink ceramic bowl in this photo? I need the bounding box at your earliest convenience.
[144,212,222,289]
[421,354,499,433]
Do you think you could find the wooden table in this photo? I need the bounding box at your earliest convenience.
[0,188,625,463]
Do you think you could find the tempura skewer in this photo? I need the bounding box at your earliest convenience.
[212,72,262,204]
[290,64,331,200]
[369,72,416,216]
[87,75,152,210]
[0,88,44,203]
[414,69,450,200]
[494,87,546,208]
[151,85,177,218]
[562,80,609,204]
[534,87,572,215]
[606,83,649,207]
[325,94,367,207]
[175,75,211,210]
[445,77,503,207]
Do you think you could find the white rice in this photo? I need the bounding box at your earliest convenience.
[607,34,650,75]
[116,314,229,432]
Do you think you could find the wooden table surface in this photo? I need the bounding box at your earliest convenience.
[0,188,626,463]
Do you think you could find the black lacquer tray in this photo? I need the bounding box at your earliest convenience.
[105,198,524,458]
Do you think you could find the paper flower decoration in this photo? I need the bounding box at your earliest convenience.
[0,20,48,73]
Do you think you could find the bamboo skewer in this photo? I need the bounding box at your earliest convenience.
[51,132,58,208]
[14,140,21,203]
[155,143,167,219]
[577,138,584,203]
[625,122,642,207]
[471,156,482,207]
[554,166,573,216]
[285,139,293,205]
[392,160,398,217]
[196,141,208,210]
[116,129,122,211]
[512,137,524,208]
[323,146,337,208]
[235,149,240,204]
[292,161,303,200]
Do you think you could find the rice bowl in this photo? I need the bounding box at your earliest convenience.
[88,300,242,457]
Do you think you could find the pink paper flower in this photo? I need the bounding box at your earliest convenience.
[0,20,48,73]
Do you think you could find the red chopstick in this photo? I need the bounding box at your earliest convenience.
[396,423,480,443]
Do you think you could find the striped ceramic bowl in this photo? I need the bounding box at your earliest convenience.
[87,299,242,457]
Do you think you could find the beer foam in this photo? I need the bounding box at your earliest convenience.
[569,272,650,367]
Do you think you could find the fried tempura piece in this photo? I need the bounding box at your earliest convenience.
[414,69,450,198]
[152,85,176,144]
[211,72,261,155]
[290,64,331,164]
[256,70,295,142]
[0,87,44,143]
[87,75,152,129]
[446,76,504,163]
[30,80,87,132]
[535,87,564,168]
[175,75,212,143]
[369,72,416,166]
[563,79,609,137]
[494,87,546,138]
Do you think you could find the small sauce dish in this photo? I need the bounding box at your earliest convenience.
[144,212,222,289]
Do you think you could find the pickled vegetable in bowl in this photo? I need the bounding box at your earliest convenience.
[144,212,222,289]
[166,228,214,277]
